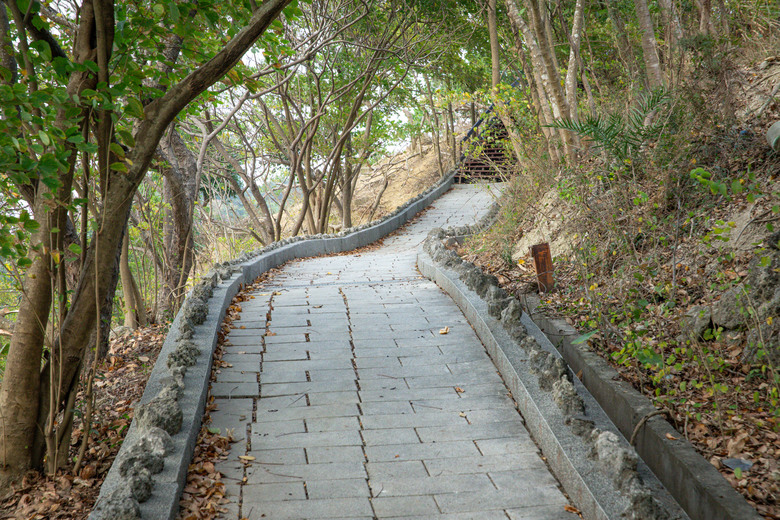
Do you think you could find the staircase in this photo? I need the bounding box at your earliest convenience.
[456,117,514,183]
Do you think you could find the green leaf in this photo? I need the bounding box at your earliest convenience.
[731,180,743,194]
[52,56,72,77]
[110,161,128,173]
[168,1,180,22]
[571,330,598,345]
[109,142,125,158]
[68,243,82,255]
[17,257,32,268]
[125,97,145,119]
[23,219,40,231]
[38,130,50,146]
[30,40,52,61]
[117,129,135,147]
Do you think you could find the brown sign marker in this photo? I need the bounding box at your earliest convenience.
[531,243,554,292]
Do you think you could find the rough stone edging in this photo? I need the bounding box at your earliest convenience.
[521,296,762,520]
[418,220,689,520]
[89,170,458,520]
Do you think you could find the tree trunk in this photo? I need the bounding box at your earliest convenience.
[0,207,52,481]
[635,0,665,89]
[564,0,585,122]
[508,0,564,162]
[423,77,445,177]
[697,0,713,34]
[157,128,198,322]
[120,229,146,328]
[524,0,575,161]
[488,0,501,88]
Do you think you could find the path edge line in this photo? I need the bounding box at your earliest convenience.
[89,171,458,520]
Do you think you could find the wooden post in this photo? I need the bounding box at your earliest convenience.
[531,243,554,292]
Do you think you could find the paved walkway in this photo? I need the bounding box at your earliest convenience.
[211,185,572,519]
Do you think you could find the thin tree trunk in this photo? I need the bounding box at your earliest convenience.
[423,77,445,177]
[524,0,574,161]
[564,0,585,122]
[697,0,713,34]
[488,0,501,88]
[507,0,559,161]
[635,0,665,89]
[157,129,197,322]
[120,230,145,329]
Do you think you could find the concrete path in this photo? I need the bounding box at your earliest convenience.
[210,185,572,519]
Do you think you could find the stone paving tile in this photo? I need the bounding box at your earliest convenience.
[306,416,361,432]
[422,453,547,476]
[370,495,440,517]
[434,487,568,514]
[368,473,495,497]
[365,460,429,480]
[211,382,259,398]
[359,386,461,402]
[260,380,357,397]
[244,461,367,485]
[215,369,258,384]
[254,404,359,423]
[360,427,419,446]
[306,445,366,464]
[207,185,572,519]
[360,411,467,430]
[241,482,306,502]
[253,430,363,450]
[306,391,360,406]
[364,440,480,462]
[415,420,527,444]
[241,497,373,519]
[250,418,306,437]
[306,478,370,499]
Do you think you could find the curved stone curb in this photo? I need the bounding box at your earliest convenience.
[522,296,762,520]
[417,225,690,520]
[90,171,458,520]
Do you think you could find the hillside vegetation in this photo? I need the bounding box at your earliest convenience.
[461,10,780,519]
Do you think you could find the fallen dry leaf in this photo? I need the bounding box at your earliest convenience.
[238,455,255,462]
[666,433,678,441]
[439,326,450,334]
[455,387,465,394]
[564,504,581,514]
